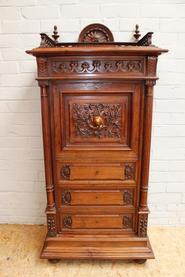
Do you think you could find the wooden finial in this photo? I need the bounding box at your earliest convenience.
[134,24,141,41]
[52,25,59,42]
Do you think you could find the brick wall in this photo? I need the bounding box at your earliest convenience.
[0,0,185,225]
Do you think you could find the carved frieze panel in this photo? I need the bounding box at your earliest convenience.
[51,59,144,74]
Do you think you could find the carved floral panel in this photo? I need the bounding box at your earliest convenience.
[62,94,131,147]
[72,103,121,139]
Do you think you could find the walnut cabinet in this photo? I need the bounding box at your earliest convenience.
[26,24,168,263]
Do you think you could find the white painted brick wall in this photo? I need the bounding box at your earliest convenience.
[0,0,185,226]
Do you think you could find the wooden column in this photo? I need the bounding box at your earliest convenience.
[39,81,57,237]
[138,79,156,237]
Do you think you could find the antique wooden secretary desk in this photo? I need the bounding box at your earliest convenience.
[26,24,167,263]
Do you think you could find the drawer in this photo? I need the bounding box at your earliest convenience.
[60,214,134,231]
[60,189,135,207]
[58,163,136,181]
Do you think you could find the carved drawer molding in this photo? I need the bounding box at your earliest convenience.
[123,189,133,205]
[61,165,70,180]
[62,190,71,205]
[63,216,72,228]
[124,163,135,180]
[123,215,133,229]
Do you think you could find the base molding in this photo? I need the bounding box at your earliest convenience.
[40,234,154,261]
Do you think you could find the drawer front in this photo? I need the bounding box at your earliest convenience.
[60,214,133,231]
[60,189,135,207]
[58,163,136,181]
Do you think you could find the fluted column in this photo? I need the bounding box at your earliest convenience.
[138,79,156,237]
[39,81,56,237]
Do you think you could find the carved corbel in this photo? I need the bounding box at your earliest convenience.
[145,80,156,97]
[145,80,156,87]
[147,56,158,76]
[38,80,49,97]
[37,57,48,77]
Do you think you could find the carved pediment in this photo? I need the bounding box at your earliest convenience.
[78,23,114,43]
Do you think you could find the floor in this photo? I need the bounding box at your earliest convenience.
[0,225,184,277]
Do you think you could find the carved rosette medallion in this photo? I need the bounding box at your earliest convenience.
[61,165,70,180]
[123,190,133,205]
[124,163,135,180]
[81,30,109,42]
[47,214,57,237]
[72,103,121,139]
[62,190,71,205]
[78,23,114,43]
[52,60,143,74]
[63,216,72,228]
[123,215,132,229]
[138,214,148,237]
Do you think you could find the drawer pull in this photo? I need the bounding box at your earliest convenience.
[62,190,71,205]
[122,215,132,229]
[124,163,135,180]
[123,189,133,205]
[61,165,70,180]
[63,216,72,228]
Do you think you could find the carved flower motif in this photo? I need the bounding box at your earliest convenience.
[84,31,108,43]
